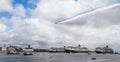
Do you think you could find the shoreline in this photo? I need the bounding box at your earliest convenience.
[0,52,120,56]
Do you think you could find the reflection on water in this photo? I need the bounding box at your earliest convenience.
[0,53,120,62]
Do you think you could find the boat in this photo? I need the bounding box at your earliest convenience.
[64,44,89,53]
[23,45,33,55]
[95,45,114,54]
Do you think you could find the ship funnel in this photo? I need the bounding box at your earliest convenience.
[64,46,66,48]
[78,44,81,47]
[106,45,109,48]
[28,44,31,48]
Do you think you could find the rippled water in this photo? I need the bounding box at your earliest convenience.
[0,53,120,62]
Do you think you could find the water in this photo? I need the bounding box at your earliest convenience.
[0,53,120,62]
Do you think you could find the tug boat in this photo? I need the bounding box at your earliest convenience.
[95,45,114,54]
[64,44,89,53]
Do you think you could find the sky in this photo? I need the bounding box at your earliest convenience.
[0,0,120,51]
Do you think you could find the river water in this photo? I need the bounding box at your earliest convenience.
[0,53,120,62]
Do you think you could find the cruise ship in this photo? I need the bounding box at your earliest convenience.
[49,47,65,53]
[64,44,89,53]
[95,45,114,54]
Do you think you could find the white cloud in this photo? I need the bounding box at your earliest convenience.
[12,4,26,17]
[0,23,11,45]
[6,17,58,48]
[0,0,13,12]
[0,0,26,17]
[0,23,6,32]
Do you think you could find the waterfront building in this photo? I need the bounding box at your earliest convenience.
[1,46,7,52]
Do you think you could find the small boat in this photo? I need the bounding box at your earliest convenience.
[95,45,114,54]
[64,44,89,53]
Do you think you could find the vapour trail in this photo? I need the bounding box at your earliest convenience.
[55,3,120,24]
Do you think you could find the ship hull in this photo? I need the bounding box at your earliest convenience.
[49,51,65,53]
[65,49,89,53]
[7,52,19,55]
[95,51,113,54]
[23,53,33,55]
[95,51,104,53]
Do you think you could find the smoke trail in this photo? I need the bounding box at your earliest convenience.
[55,3,120,24]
